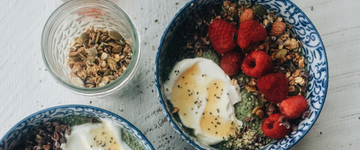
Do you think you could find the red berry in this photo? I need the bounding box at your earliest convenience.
[208,19,237,54]
[220,50,243,76]
[279,95,308,119]
[257,73,288,103]
[261,114,291,139]
[241,51,273,77]
[237,20,267,49]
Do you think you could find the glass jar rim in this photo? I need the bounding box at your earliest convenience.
[41,0,141,97]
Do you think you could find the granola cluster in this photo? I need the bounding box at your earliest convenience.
[18,121,71,150]
[67,26,132,88]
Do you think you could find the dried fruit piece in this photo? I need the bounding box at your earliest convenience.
[240,8,254,23]
[269,21,286,36]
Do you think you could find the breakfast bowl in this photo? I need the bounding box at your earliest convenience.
[155,0,328,149]
[41,0,140,97]
[0,105,154,150]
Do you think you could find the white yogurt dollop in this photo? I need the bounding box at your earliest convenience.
[164,58,242,145]
[61,119,131,150]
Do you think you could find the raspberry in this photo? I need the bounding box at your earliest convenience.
[237,20,267,49]
[208,19,237,54]
[261,113,291,139]
[257,73,288,103]
[220,50,243,76]
[279,95,308,119]
[241,51,273,77]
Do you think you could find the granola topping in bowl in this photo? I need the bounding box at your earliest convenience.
[67,26,133,88]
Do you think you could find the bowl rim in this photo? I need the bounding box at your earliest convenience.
[41,0,141,97]
[0,105,155,150]
[155,0,329,149]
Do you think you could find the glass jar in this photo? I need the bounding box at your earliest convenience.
[41,0,140,97]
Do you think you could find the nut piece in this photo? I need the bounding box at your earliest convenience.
[172,107,179,113]
[269,21,286,36]
[231,78,238,86]
[100,52,108,60]
[255,110,265,119]
[284,38,300,50]
[197,49,203,56]
[240,8,254,23]
[252,105,265,114]
[248,78,257,86]
[298,56,305,69]
[244,85,257,93]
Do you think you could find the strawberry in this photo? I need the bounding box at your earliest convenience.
[257,73,288,103]
[261,113,291,139]
[241,51,273,77]
[220,50,243,76]
[208,18,237,54]
[279,95,308,119]
[237,20,267,49]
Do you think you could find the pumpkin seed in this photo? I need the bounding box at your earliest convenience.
[107,59,118,70]
[103,69,111,76]
[80,32,89,43]
[112,45,123,54]
[109,31,123,41]
[274,49,287,59]
[116,39,126,46]
[252,5,266,17]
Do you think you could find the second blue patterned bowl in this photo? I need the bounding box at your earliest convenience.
[155,0,328,149]
[0,105,154,150]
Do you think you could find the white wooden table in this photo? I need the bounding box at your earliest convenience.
[0,0,358,149]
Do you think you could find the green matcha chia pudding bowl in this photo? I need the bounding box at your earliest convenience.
[0,105,154,150]
[155,0,328,150]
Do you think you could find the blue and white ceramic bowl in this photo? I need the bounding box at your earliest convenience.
[0,105,154,150]
[155,0,328,149]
